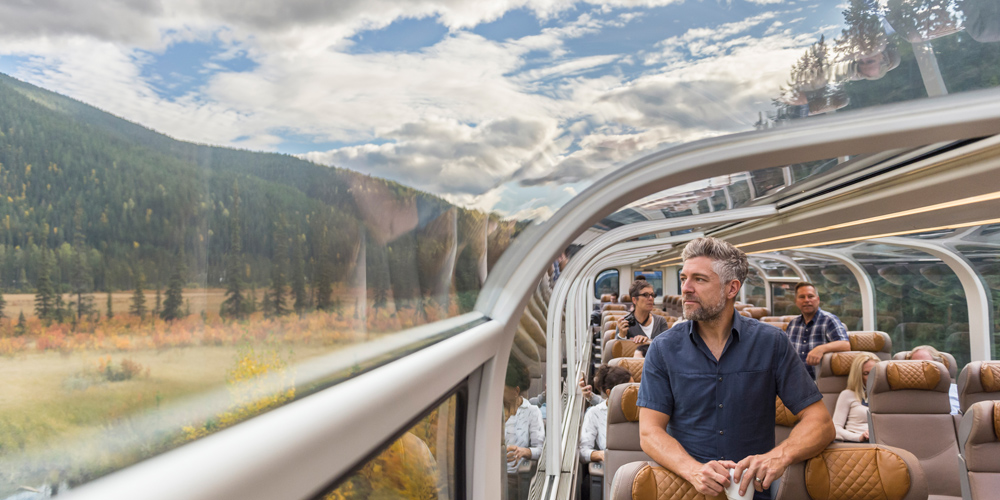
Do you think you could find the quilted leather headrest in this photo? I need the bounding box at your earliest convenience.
[995,402,1000,441]
[776,397,800,428]
[886,361,941,391]
[628,463,725,500]
[804,447,911,500]
[601,294,615,302]
[610,357,644,383]
[981,362,1000,392]
[850,331,886,352]
[831,352,865,377]
[620,385,640,422]
[611,340,638,360]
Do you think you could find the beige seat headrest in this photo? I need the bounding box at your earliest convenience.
[776,397,800,428]
[830,352,866,377]
[611,462,725,500]
[886,361,941,391]
[869,361,951,414]
[849,331,888,353]
[982,362,1000,392]
[804,447,911,500]
[609,357,644,383]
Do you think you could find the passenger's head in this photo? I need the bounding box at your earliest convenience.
[794,282,820,317]
[504,357,531,404]
[847,352,880,402]
[634,343,649,358]
[594,365,633,398]
[629,279,656,314]
[680,237,748,321]
[909,345,949,369]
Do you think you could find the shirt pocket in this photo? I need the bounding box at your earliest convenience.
[730,370,776,434]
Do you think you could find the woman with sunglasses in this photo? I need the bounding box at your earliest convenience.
[615,280,670,344]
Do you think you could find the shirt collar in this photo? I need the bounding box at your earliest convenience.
[686,307,743,343]
[801,307,824,325]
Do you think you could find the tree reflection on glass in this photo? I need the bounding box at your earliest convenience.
[885,0,963,43]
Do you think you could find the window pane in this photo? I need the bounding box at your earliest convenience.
[634,271,662,297]
[321,393,460,500]
[594,269,619,300]
[744,268,767,307]
[801,263,864,331]
[855,250,971,368]
[771,282,796,317]
[955,245,1000,360]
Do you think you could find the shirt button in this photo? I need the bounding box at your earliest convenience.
[718,376,723,382]
[719,430,725,435]
[718,404,724,409]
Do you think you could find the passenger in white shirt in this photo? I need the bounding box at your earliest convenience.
[504,357,544,474]
[580,365,634,463]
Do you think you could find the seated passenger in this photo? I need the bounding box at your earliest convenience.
[909,345,960,414]
[784,282,850,378]
[504,357,543,475]
[832,352,879,442]
[615,280,670,345]
[633,343,649,358]
[579,365,633,463]
[638,237,835,499]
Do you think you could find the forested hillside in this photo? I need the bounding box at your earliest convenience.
[0,72,516,316]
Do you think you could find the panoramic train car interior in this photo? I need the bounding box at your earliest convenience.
[2,1,1000,500]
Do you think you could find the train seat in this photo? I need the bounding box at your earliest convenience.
[738,309,753,318]
[745,307,769,319]
[957,401,1000,500]
[603,338,638,365]
[601,293,617,303]
[773,443,928,500]
[817,351,869,415]
[601,310,628,328]
[605,382,651,500]
[604,303,628,312]
[847,331,893,360]
[609,461,721,500]
[894,350,958,380]
[958,362,1000,413]
[869,360,961,500]
[775,397,799,447]
[609,358,644,383]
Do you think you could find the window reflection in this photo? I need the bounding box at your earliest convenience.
[801,262,864,330]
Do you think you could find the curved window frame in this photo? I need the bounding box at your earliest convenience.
[594,268,620,300]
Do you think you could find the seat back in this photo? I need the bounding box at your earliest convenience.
[958,361,1000,413]
[775,396,800,447]
[605,383,651,500]
[600,293,616,303]
[868,360,961,498]
[603,338,638,365]
[745,307,769,319]
[893,350,958,380]
[610,461,725,500]
[601,310,627,329]
[603,303,628,312]
[958,400,1000,500]
[817,351,869,415]
[774,443,927,500]
[609,358,645,383]
[848,331,893,360]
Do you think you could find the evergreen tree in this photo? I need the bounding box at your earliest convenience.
[269,221,289,317]
[34,249,55,321]
[53,292,68,323]
[154,285,162,319]
[315,225,333,311]
[220,180,246,319]
[71,198,93,319]
[291,235,308,315]
[161,252,185,321]
[130,273,147,319]
[15,311,27,336]
[248,282,258,314]
[0,290,6,320]
[106,288,114,319]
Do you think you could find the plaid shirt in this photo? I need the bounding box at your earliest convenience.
[785,308,849,378]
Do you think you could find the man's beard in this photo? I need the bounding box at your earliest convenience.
[683,289,728,322]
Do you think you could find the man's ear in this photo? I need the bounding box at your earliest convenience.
[727,280,741,300]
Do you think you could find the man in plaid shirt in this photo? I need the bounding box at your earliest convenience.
[784,282,850,378]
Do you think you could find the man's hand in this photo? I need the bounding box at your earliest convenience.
[578,375,593,401]
[506,445,530,462]
[633,335,650,345]
[590,450,605,462]
[805,345,825,365]
[684,460,736,497]
[734,449,790,495]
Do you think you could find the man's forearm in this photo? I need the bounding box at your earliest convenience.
[774,411,835,465]
[824,340,850,354]
[640,427,702,480]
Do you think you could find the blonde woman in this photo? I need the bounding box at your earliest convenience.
[832,352,880,442]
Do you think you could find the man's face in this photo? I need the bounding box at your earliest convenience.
[795,285,820,316]
[634,285,655,314]
[680,256,730,322]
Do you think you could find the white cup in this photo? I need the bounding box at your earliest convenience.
[725,468,754,500]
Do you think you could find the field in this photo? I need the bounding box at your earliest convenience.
[0,292,463,496]
[3,289,229,319]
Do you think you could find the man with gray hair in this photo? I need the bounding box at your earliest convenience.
[637,237,834,499]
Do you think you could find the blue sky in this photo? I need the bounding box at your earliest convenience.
[0,0,855,220]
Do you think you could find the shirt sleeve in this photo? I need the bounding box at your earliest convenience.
[579,407,599,463]
[589,392,604,407]
[774,332,823,415]
[527,405,545,461]
[827,316,849,342]
[832,391,864,442]
[636,341,673,415]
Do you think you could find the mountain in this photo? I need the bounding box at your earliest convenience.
[0,73,513,311]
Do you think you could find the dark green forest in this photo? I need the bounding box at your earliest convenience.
[0,72,517,315]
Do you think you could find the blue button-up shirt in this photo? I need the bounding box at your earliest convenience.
[784,307,849,378]
[637,310,821,482]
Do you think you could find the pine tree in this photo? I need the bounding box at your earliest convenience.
[220,180,246,319]
[248,282,258,314]
[269,221,289,317]
[291,235,308,315]
[15,311,27,336]
[130,273,147,319]
[154,285,162,319]
[71,198,93,319]
[0,290,6,321]
[106,288,114,319]
[161,252,185,321]
[315,225,333,311]
[34,249,55,321]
